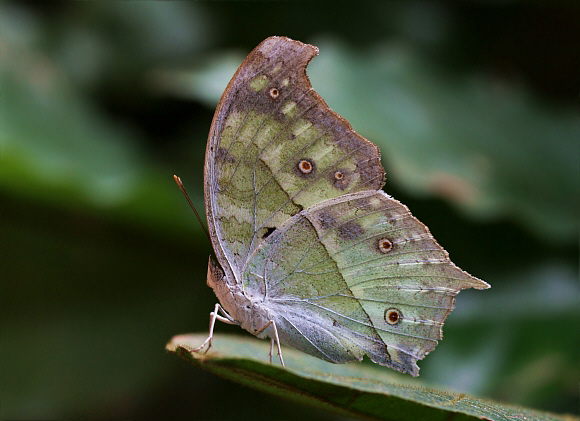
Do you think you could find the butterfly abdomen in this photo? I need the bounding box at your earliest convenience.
[207,256,275,339]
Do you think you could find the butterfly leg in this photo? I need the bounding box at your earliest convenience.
[256,320,285,367]
[193,303,236,354]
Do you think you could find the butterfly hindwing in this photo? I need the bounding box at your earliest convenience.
[243,190,487,375]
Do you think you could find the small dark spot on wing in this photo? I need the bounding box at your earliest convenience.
[338,221,364,240]
[317,212,336,230]
[295,158,316,177]
[216,147,236,163]
[329,169,351,190]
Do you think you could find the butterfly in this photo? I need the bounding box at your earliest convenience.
[194,36,489,376]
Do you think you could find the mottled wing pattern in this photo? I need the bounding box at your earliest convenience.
[243,190,488,376]
[205,37,384,281]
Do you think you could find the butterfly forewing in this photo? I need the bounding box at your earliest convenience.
[205,37,385,279]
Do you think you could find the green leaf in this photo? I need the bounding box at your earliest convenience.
[167,334,577,421]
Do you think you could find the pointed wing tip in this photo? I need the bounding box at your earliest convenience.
[406,363,420,377]
[369,353,420,377]
[454,266,491,291]
[474,279,491,290]
[464,275,491,290]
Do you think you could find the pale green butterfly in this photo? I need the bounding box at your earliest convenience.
[195,36,490,376]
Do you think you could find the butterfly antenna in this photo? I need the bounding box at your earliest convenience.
[174,175,211,242]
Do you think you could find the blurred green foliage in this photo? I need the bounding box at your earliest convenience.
[1,2,578,420]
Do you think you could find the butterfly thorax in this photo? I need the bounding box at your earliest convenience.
[207,257,272,338]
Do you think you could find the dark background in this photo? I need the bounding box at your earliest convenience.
[2,2,578,419]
